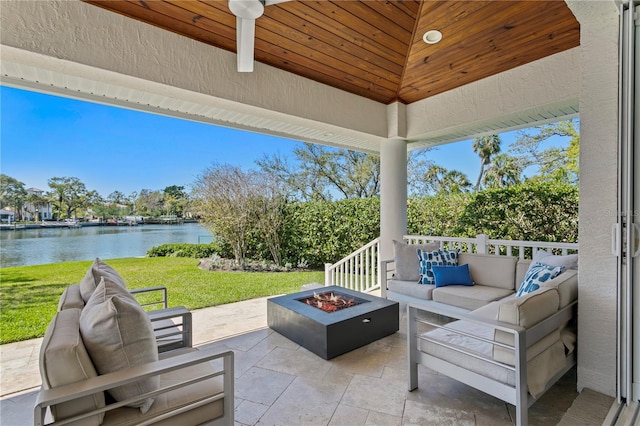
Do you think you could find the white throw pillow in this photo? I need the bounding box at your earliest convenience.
[79,258,127,303]
[79,276,159,413]
[532,250,578,270]
[393,240,440,281]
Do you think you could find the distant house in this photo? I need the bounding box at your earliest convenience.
[22,188,53,221]
[0,208,15,223]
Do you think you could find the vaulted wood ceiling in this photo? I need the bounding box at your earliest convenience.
[84,0,580,105]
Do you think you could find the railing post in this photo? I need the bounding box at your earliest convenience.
[324,263,333,286]
[476,234,489,254]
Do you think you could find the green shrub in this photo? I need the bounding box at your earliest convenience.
[456,181,578,242]
[146,243,221,258]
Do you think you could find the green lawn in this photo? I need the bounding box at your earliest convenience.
[0,257,325,344]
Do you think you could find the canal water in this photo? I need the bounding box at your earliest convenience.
[0,223,213,268]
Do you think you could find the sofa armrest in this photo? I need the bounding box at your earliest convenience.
[130,286,168,310]
[34,349,234,426]
[148,306,193,351]
[379,259,394,299]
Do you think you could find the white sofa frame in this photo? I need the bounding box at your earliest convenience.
[406,297,577,426]
[34,349,234,426]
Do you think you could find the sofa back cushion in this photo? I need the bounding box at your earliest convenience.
[393,240,440,281]
[39,308,105,426]
[493,287,560,365]
[80,276,159,413]
[540,269,578,308]
[79,258,127,303]
[458,253,518,290]
[515,260,531,286]
[58,284,85,311]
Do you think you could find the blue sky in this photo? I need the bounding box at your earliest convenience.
[1,86,565,197]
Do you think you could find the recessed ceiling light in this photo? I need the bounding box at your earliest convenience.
[423,30,443,44]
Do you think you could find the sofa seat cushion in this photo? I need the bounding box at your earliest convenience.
[458,253,518,290]
[80,258,127,303]
[80,276,159,413]
[58,284,85,311]
[419,319,566,397]
[39,308,105,426]
[432,285,514,311]
[101,350,225,426]
[387,280,434,300]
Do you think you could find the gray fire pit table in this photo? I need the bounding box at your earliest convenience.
[267,285,399,359]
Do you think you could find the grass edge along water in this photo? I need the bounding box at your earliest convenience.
[0,257,324,344]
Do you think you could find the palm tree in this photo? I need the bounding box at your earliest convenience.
[424,165,471,194]
[472,135,502,191]
[483,154,522,188]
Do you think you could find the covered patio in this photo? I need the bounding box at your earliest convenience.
[1,294,612,425]
[0,0,635,424]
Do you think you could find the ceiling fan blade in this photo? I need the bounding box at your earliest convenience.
[264,0,290,5]
[236,16,256,72]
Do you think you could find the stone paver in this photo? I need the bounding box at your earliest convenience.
[0,291,584,426]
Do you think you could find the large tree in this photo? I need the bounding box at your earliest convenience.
[472,135,502,191]
[47,177,97,219]
[0,174,27,220]
[482,153,522,188]
[163,185,189,217]
[257,143,380,201]
[135,189,164,216]
[192,164,285,265]
[509,119,579,184]
[420,165,472,195]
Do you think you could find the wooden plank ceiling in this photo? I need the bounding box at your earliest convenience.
[84,0,580,105]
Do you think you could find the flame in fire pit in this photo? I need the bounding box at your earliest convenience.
[301,291,358,313]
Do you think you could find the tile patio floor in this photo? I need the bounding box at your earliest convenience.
[1,293,585,425]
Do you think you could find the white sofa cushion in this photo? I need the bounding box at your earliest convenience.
[419,319,565,398]
[392,240,440,281]
[39,308,105,426]
[80,276,159,413]
[387,280,435,300]
[532,250,578,270]
[432,284,514,311]
[57,284,85,311]
[458,253,518,290]
[79,258,127,303]
[100,349,225,426]
[540,269,578,308]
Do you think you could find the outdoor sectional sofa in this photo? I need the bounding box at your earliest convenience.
[34,258,234,426]
[380,241,578,426]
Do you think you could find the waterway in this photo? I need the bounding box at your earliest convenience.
[0,223,213,268]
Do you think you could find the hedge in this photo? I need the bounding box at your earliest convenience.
[151,181,578,266]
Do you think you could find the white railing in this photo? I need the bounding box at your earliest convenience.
[324,237,380,292]
[404,234,578,258]
[324,234,578,293]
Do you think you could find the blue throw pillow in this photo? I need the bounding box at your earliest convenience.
[417,249,459,285]
[516,262,565,297]
[432,264,474,288]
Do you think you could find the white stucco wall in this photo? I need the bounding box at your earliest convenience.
[567,0,620,397]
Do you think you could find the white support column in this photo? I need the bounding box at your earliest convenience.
[380,138,407,261]
[380,102,408,262]
[566,0,620,397]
